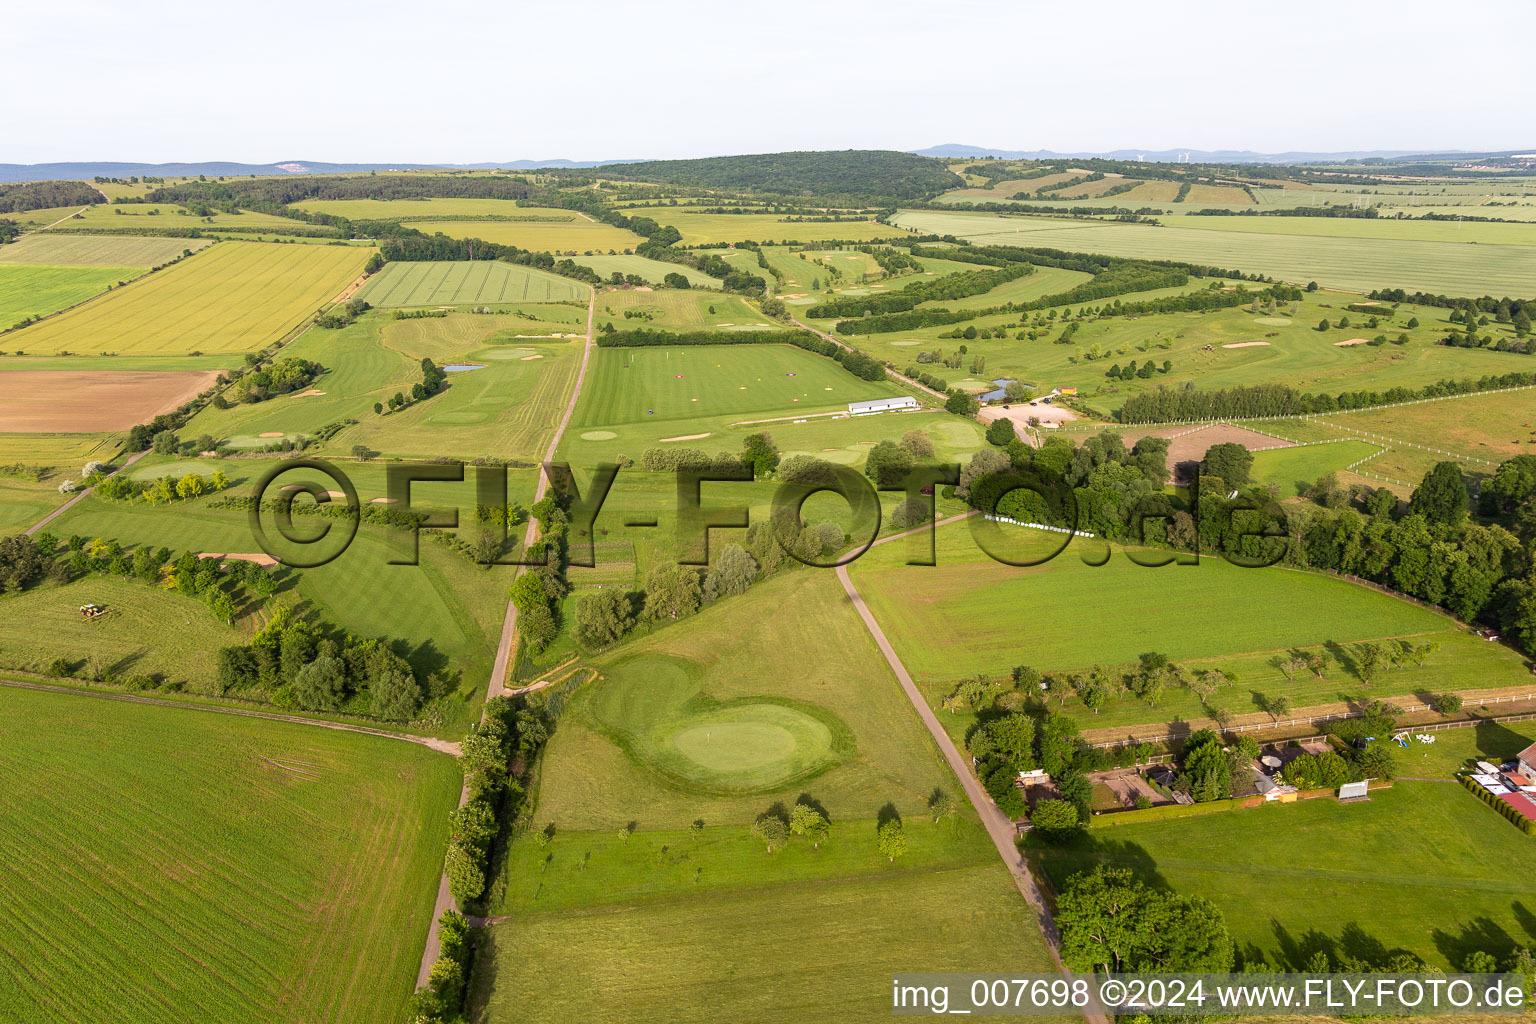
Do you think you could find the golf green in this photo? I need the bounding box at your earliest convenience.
[585,653,854,794]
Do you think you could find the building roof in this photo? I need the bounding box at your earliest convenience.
[848,396,918,413]
[1518,742,1536,768]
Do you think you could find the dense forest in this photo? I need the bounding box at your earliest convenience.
[591,150,961,203]
[1117,373,1536,422]
[0,180,102,214]
[140,174,534,209]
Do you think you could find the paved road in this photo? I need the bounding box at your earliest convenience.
[416,285,598,988]
[0,678,460,754]
[25,450,149,536]
[835,514,1106,1024]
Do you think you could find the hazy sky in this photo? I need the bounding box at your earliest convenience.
[4,0,1531,164]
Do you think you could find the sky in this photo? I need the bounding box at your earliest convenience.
[3,0,1532,164]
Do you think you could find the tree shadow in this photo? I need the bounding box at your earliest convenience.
[1324,640,1359,681]
[1432,916,1517,968]
[1017,831,1172,895]
[876,802,902,829]
[795,792,830,822]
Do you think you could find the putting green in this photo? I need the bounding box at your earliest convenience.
[584,653,854,794]
[1253,317,1293,326]
[478,346,537,360]
[580,430,618,441]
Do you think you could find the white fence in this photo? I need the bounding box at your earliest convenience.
[982,514,1095,538]
[1090,695,1536,748]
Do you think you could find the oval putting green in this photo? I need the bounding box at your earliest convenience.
[583,654,854,794]
[1253,317,1292,326]
[580,430,617,441]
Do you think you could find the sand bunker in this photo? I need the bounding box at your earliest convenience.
[200,552,278,569]
[659,432,711,442]
[520,354,544,360]
[294,389,326,397]
[370,497,397,504]
[258,432,284,438]
[1335,338,1370,347]
[1222,341,1271,348]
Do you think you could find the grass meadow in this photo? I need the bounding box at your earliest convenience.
[0,472,72,529]
[890,210,1536,296]
[0,233,211,267]
[595,286,763,330]
[8,241,372,356]
[184,310,587,461]
[830,286,1534,417]
[534,571,954,830]
[1248,440,1382,496]
[407,218,641,251]
[1031,782,1536,970]
[356,260,588,306]
[0,432,122,470]
[0,684,460,1024]
[848,524,1534,727]
[0,264,146,326]
[571,343,900,442]
[471,862,1060,1024]
[575,254,721,286]
[642,209,897,245]
[1308,387,1536,465]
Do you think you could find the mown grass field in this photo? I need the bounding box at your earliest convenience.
[48,202,302,232]
[1162,212,1536,246]
[1308,387,1536,465]
[0,264,145,325]
[1032,782,1536,971]
[408,218,642,251]
[575,254,720,286]
[8,242,371,355]
[572,343,899,438]
[0,431,121,469]
[595,287,762,330]
[0,684,461,1024]
[0,233,210,266]
[37,477,514,730]
[534,571,953,830]
[471,862,1059,1024]
[0,472,70,530]
[183,309,585,460]
[834,285,1532,417]
[890,210,1536,295]
[643,209,897,245]
[848,524,1529,703]
[1249,440,1382,496]
[356,260,587,306]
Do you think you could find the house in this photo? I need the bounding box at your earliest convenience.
[1254,772,1299,803]
[1016,768,1050,786]
[1058,387,1078,396]
[1518,742,1536,783]
[848,396,918,415]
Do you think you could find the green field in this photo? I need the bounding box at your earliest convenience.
[848,524,1532,705]
[0,233,211,267]
[1033,782,1536,970]
[0,684,460,1024]
[36,476,514,729]
[0,471,71,529]
[182,309,586,460]
[572,344,899,436]
[644,209,897,245]
[891,210,1536,296]
[576,254,721,286]
[1309,386,1536,465]
[595,287,763,330]
[471,863,1058,1024]
[355,260,588,306]
[0,432,122,469]
[7,241,371,356]
[0,264,146,326]
[832,286,1534,417]
[408,218,642,251]
[535,571,953,829]
[1248,440,1382,495]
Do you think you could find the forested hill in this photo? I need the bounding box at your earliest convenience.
[591,150,962,202]
[0,180,104,213]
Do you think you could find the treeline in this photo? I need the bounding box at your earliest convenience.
[595,328,886,381]
[806,263,1033,319]
[377,232,603,287]
[141,174,534,208]
[1118,371,1536,422]
[1367,286,1535,322]
[588,150,960,203]
[0,180,102,214]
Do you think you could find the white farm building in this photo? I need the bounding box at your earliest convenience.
[848,396,918,415]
